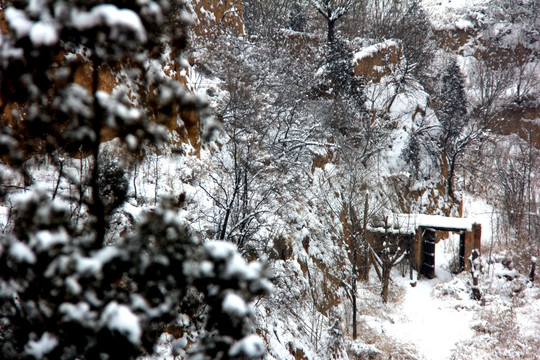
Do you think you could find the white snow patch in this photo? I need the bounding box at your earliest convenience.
[0,206,8,228]
[59,302,94,323]
[353,40,400,64]
[222,292,249,318]
[5,8,33,39]
[386,275,475,359]
[64,276,82,295]
[29,21,58,46]
[30,229,69,251]
[199,260,214,276]
[422,0,490,31]
[77,247,120,276]
[372,213,478,234]
[384,232,478,360]
[461,193,495,243]
[25,332,58,358]
[205,240,237,260]
[455,19,474,30]
[10,241,36,264]
[229,334,266,358]
[101,302,141,345]
[72,4,147,43]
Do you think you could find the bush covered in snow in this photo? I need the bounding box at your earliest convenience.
[0,1,269,359]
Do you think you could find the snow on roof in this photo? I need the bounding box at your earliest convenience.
[371,213,478,234]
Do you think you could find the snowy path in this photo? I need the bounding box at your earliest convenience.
[384,240,475,360]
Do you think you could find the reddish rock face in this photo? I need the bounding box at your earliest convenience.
[0,2,244,158]
[353,41,402,83]
[191,0,244,37]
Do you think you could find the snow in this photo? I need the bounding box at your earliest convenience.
[30,229,69,251]
[199,260,214,276]
[4,6,59,46]
[64,276,82,295]
[228,334,266,358]
[222,292,249,318]
[516,287,540,341]
[5,8,32,39]
[97,91,142,125]
[0,206,8,229]
[348,342,381,358]
[125,134,138,150]
[1,1,538,358]
[59,302,93,323]
[202,240,271,290]
[455,19,474,30]
[353,40,400,64]
[72,4,147,43]
[225,254,252,279]
[385,239,476,360]
[101,301,142,345]
[461,193,495,243]
[76,247,121,277]
[25,332,58,358]
[372,213,478,234]
[9,241,37,264]
[406,214,476,230]
[387,278,475,359]
[204,240,237,260]
[29,21,58,47]
[422,0,489,31]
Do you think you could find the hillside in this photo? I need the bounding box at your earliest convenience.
[0,0,539,359]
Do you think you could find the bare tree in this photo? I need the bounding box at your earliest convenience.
[243,0,301,38]
[306,0,360,43]
[196,33,317,257]
[495,134,540,272]
[369,217,409,303]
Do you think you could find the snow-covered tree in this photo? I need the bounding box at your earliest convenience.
[0,1,269,359]
[242,0,298,38]
[440,61,468,144]
[437,59,469,199]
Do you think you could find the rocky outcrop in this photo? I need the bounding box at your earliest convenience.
[353,40,402,83]
[191,0,243,36]
[0,2,244,157]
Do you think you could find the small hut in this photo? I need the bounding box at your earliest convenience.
[369,214,481,279]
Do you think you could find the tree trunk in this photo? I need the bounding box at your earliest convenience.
[381,266,390,303]
[352,228,358,339]
[361,196,370,281]
[530,257,537,282]
[352,280,357,339]
[327,19,336,44]
[447,151,459,200]
[470,250,482,301]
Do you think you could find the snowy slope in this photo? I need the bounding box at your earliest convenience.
[422,0,489,31]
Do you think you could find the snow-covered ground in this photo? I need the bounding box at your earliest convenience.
[462,193,495,239]
[382,194,540,360]
[422,0,489,31]
[385,234,476,360]
[383,196,493,359]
